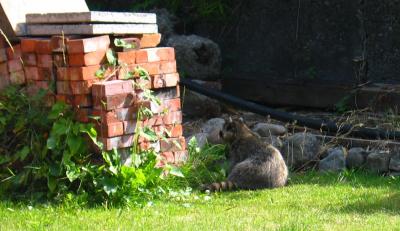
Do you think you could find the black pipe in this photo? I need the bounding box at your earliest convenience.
[180,78,400,140]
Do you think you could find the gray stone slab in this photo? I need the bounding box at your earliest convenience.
[0,0,89,38]
[26,23,158,36]
[26,11,157,24]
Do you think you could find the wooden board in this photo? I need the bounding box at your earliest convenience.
[0,0,89,38]
[26,24,158,35]
[26,11,156,24]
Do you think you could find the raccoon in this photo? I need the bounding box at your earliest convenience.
[205,117,288,191]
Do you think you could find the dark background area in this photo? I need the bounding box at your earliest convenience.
[86,0,400,86]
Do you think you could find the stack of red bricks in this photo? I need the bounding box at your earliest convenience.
[91,35,187,165]
[54,35,112,120]
[0,39,26,90]
[20,37,56,105]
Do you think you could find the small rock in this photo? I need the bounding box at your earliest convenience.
[166,34,221,80]
[282,133,321,170]
[201,118,225,144]
[366,151,391,173]
[319,147,346,172]
[187,133,208,149]
[389,153,400,172]
[252,123,287,137]
[346,147,369,169]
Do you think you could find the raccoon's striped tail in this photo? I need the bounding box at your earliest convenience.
[201,181,237,192]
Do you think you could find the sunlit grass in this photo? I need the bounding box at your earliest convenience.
[1,171,399,230]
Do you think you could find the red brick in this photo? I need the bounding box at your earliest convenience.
[135,47,175,63]
[51,35,78,52]
[70,65,102,81]
[22,53,37,66]
[160,152,175,164]
[101,134,135,150]
[24,66,39,80]
[91,110,120,124]
[6,45,21,60]
[37,54,53,68]
[122,61,177,77]
[20,38,38,53]
[0,62,8,76]
[93,93,136,110]
[97,121,124,138]
[35,39,52,54]
[0,48,7,63]
[57,94,92,107]
[68,50,107,66]
[139,141,160,152]
[0,37,6,49]
[8,59,23,73]
[53,53,68,67]
[9,70,25,85]
[67,35,110,54]
[57,80,97,95]
[160,137,186,152]
[117,50,136,65]
[92,80,134,96]
[128,34,161,48]
[26,81,52,95]
[143,111,182,126]
[152,73,179,89]
[153,124,183,138]
[151,98,181,114]
[74,108,93,123]
[38,67,55,81]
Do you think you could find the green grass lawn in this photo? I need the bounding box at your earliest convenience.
[1,171,399,231]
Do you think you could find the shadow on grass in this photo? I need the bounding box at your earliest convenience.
[339,192,400,215]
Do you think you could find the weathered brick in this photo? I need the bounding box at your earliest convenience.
[37,67,55,81]
[152,73,179,89]
[121,61,177,77]
[26,81,53,95]
[101,134,135,151]
[151,98,181,114]
[57,94,92,107]
[117,50,136,65]
[160,152,175,164]
[97,121,124,138]
[129,34,161,48]
[68,50,107,66]
[9,70,25,85]
[74,108,93,123]
[37,54,53,68]
[0,62,9,76]
[135,47,175,63]
[93,93,136,110]
[70,65,102,81]
[92,80,134,96]
[8,59,23,73]
[0,48,7,63]
[22,53,37,66]
[67,35,110,54]
[153,124,183,138]
[57,80,97,95]
[143,111,182,126]
[139,140,160,152]
[91,110,120,124]
[160,137,186,152]
[6,45,21,60]
[53,53,69,67]
[51,35,78,52]
[24,66,39,80]
[21,38,37,53]
[35,39,52,54]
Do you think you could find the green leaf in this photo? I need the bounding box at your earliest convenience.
[169,165,185,178]
[46,136,57,150]
[139,127,158,142]
[106,49,117,66]
[67,135,83,156]
[66,164,80,182]
[17,146,30,161]
[102,177,118,195]
[48,102,67,120]
[47,176,57,192]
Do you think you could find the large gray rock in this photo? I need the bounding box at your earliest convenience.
[389,153,400,172]
[366,151,391,173]
[166,34,221,80]
[201,118,225,144]
[260,136,283,150]
[251,123,287,137]
[319,147,346,173]
[282,133,321,170]
[346,147,369,169]
[182,90,221,117]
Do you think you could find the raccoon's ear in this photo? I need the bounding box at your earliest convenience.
[229,116,233,123]
[239,117,244,122]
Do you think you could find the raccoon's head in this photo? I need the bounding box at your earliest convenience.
[219,117,246,143]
